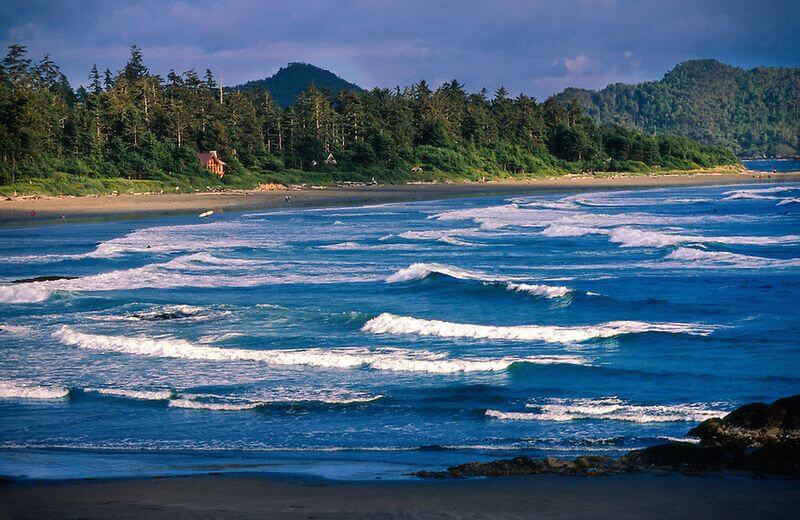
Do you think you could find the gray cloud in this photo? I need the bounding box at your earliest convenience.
[1,0,798,98]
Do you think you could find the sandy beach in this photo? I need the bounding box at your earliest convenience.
[3,170,797,224]
[2,472,798,519]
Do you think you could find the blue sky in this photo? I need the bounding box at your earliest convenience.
[1,0,798,98]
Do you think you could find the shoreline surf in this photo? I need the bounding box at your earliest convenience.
[3,170,798,225]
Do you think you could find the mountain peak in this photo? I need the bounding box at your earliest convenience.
[236,63,363,107]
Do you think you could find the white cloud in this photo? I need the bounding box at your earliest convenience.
[563,53,596,74]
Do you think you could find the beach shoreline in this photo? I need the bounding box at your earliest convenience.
[2,471,798,519]
[3,170,798,225]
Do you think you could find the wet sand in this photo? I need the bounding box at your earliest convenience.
[1,473,798,519]
[2,170,797,225]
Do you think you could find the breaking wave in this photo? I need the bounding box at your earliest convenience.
[0,253,382,304]
[0,284,53,304]
[539,225,799,248]
[386,263,505,283]
[362,313,712,342]
[86,388,173,401]
[486,397,729,423]
[0,380,69,400]
[168,399,261,411]
[386,263,573,299]
[52,326,586,373]
[505,283,572,298]
[665,247,800,268]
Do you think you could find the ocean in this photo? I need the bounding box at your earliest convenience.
[1,177,799,480]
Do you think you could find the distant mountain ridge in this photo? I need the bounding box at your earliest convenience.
[554,59,800,157]
[236,62,363,107]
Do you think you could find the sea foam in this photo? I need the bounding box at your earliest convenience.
[362,313,712,342]
[486,397,728,423]
[665,247,800,268]
[0,380,69,400]
[386,263,573,299]
[52,326,586,373]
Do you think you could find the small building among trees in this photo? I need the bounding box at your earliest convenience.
[324,153,337,165]
[197,150,226,177]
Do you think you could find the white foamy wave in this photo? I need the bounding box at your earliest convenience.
[540,224,603,237]
[87,388,172,400]
[721,186,800,204]
[723,186,798,195]
[0,380,69,399]
[665,247,800,268]
[91,221,276,258]
[0,284,54,304]
[505,283,572,299]
[0,324,31,335]
[198,332,245,344]
[1,253,382,304]
[432,203,748,232]
[386,263,504,283]
[608,227,800,248]
[385,263,575,299]
[3,221,279,265]
[52,326,581,373]
[362,313,711,343]
[538,225,799,248]
[397,229,481,247]
[318,242,418,251]
[487,397,728,423]
[168,398,260,411]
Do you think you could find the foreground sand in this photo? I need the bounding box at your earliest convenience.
[3,170,797,224]
[1,473,798,519]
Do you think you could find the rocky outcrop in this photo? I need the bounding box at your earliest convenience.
[414,455,637,479]
[11,275,78,284]
[415,395,800,478]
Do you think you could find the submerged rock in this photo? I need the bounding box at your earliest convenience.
[416,395,800,479]
[11,275,78,284]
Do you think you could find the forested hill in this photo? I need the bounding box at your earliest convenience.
[0,45,738,196]
[555,60,800,157]
[235,62,363,107]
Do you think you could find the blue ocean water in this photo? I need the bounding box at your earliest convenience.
[743,158,800,173]
[1,182,799,480]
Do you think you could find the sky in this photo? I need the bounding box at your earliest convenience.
[1,0,798,99]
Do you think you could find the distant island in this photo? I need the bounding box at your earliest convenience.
[555,59,799,158]
[0,45,740,196]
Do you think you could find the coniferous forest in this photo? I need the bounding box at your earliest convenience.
[0,45,739,195]
[556,60,799,158]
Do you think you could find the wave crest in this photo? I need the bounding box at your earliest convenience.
[487,397,728,423]
[362,313,711,342]
[0,380,69,399]
[52,326,584,373]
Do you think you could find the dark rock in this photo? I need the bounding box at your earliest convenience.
[131,310,197,321]
[414,455,630,479]
[416,445,451,452]
[11,275,78,284]
[414,394,800,479]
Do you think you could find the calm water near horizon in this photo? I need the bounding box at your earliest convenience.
[743,158,800,173]
[1,182,799,480]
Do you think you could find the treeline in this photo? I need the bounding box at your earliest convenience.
[0,46,738,195]
[556,59,799,157]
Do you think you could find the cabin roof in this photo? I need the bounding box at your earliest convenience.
[197,151,226,165]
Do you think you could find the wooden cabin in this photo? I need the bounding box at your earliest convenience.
[197,150,226,177]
